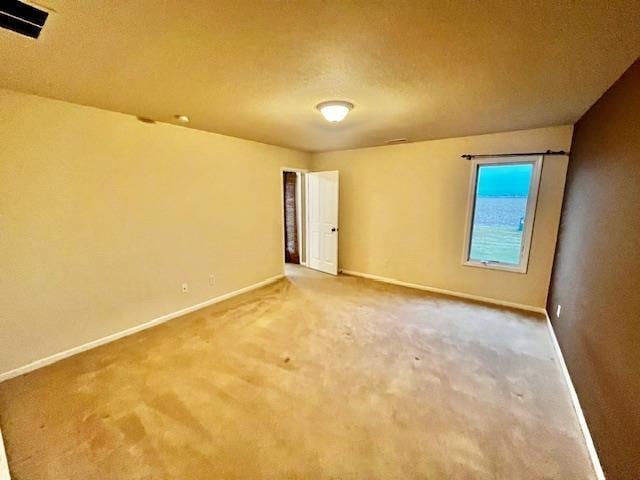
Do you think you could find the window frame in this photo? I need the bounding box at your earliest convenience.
[462,155,543,274]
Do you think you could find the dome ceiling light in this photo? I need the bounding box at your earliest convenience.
[316,101,354,123]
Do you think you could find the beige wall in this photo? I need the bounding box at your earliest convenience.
[311,126,573,309]
[0,87,571,373]
[0,89,310,374]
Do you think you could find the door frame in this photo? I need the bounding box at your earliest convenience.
[280,167,309,268]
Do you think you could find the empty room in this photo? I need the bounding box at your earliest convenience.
[1,1,639,479]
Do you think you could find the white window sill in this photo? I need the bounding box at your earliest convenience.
[463,260,528,274]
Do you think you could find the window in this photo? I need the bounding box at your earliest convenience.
[463,155,542,273]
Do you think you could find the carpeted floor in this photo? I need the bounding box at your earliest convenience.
[0,265,594,479]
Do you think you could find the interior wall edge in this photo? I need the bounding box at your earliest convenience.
[0,274,284,384]
[543,311,607,480]
[341,270,546,314]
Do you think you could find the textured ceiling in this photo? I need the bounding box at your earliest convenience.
[1,1,639,152]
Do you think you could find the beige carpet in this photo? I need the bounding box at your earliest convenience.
[0,265,594,479]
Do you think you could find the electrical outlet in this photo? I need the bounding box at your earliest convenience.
[209,274,215,286]
[182,283,189,293]
[556,304,562,318]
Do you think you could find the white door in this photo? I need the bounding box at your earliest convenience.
[307,171,339,275]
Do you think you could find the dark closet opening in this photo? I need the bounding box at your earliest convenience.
[283,171,300,264]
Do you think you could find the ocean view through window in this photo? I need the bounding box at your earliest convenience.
[463,156,542,273]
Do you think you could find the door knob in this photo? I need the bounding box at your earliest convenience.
[331,227,338,232]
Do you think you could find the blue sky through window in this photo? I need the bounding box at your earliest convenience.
[476,163,533,197]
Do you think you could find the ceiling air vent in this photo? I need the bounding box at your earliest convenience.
[0,0,49,39]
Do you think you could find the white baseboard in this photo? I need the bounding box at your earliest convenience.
[544,311,606,480]
[0,274,284,384]
[0,429,9,480]
[341,269,545,314]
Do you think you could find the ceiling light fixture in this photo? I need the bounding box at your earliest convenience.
[316,101,354,123]
[174,114,190,123]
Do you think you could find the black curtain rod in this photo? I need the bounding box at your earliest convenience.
[460,150,569,160]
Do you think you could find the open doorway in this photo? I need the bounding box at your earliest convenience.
[282,168,307,267]
[281,168,340,275]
